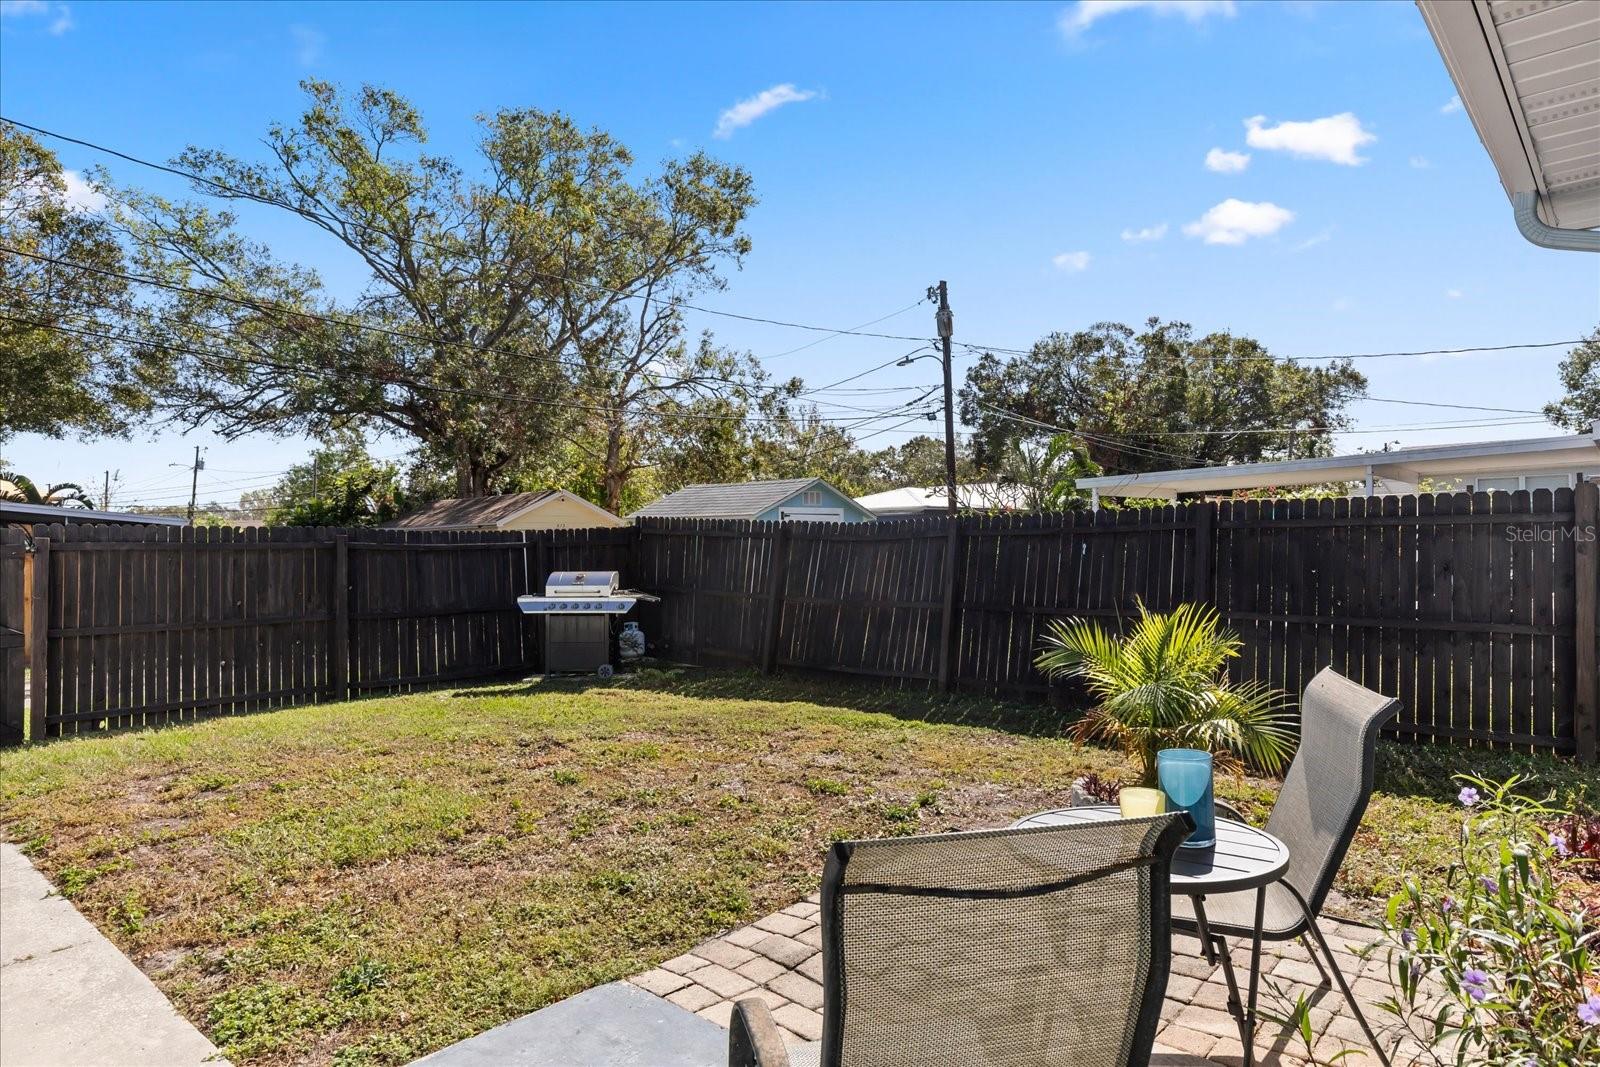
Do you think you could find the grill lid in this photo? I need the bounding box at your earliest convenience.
[545,570,619,596]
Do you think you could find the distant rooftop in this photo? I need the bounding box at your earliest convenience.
[1079,424,1600,500]
[1,501,187,527]
[383,491,563,529]
[629,478,836,520]
[855,483,1030,514]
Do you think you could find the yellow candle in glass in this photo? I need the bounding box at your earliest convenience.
[1119,787,1167,818]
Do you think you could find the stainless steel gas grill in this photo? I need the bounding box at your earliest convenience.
[516,571,654,677]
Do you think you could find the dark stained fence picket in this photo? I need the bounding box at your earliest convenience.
[635,490,1597,760]
[7,486,1596,762]
[0,529,25,742]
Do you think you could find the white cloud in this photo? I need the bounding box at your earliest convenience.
[1445,288,1462,299]
[289,24,325,66]
[1204,147,1250,173]
[1059,0,1236,36]
[1,0,71,33]
[1052,250,1092,272]
[1440,95,1462,114]
[1244,112,1376,165]
[1408,155,1430,169]
[1294,226,1333,251]
[60,170,105,213]
[1183,198,1293,245]
[1120,223,1168,242]
[713,84,818,139]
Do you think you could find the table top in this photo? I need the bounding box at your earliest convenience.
[1011,805,1291,895]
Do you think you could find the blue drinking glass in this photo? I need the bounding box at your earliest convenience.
[1157,748,1215,849]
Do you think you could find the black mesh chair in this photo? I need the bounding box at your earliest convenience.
[729,812,1194,1067]
[1172,667,1400,1066]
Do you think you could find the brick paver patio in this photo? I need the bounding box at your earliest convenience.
[630,894,1432,1066]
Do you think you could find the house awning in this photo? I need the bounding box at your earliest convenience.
[1077,424,1600,500]
[1419,0,1600,245]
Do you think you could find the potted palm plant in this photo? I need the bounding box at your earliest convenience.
[1036,600,1297,788]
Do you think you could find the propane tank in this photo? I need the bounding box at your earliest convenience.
[618,620,646,661]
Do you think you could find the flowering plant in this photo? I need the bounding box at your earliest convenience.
[1378,775,1597,1065]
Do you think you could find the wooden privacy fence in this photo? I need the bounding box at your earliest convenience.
[634,485,1600,762]
[2,486,1595,761]
[8,523,632,740]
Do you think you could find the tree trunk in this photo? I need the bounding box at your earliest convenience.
[454,456,493,498]
[602,419,628,513]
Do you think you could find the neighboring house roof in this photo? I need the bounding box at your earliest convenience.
[1,501,187,526]
[383,490,618,530]
[1419,0,1600,241]
[855,482,1031,514]
[1078,423,1600,500]
[629,478,860,520]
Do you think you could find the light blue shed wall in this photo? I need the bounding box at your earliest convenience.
[754,483,873,523]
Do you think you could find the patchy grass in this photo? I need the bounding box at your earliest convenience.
[0,668,1589,1065]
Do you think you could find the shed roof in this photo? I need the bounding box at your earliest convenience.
[629,478,848,520]
[382,490,563,530]
[1078,424,1600,499]
[2,502,187,526]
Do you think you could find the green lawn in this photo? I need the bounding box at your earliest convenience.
[0,670,1589,1066]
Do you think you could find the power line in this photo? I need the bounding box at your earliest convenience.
[3,117,945,345]
[2,311,938,429]
[1,243,905,401]
[12,120,1578,374]
[957,337,1583,364]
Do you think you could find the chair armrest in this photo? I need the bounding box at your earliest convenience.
[729,998,791,1067]
[1215,799,1248,824]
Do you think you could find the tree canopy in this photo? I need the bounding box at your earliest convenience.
[108,81,763,498]
[958,318,1367,475]
[0,125,167,442]
[1543,327,1600,432]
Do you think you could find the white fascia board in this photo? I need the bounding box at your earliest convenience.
[1079,432,1599,497]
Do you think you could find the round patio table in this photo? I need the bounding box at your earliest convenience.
[1012,805,1290,1067]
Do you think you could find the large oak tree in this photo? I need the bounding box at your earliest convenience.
[110,81,761,497]
[958,318,1367,476]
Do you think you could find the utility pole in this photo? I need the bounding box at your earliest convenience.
[186,446,205,526]
[101,470,111,511]
[929,281,957,516]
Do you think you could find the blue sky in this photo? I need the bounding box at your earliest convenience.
[3,0,1596,509]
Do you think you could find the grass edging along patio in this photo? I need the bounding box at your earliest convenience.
[0,669,1592,1066]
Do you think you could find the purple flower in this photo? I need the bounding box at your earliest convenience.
[1441,895,1456,913]
[1462,968,1490,1002]
[1400,928,1415,947]
[1479,876,1497,894]
[1550,832,1571,858]
[1579,994,1600,1026]
[1458,786,1480,807]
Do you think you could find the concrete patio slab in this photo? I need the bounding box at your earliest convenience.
[0,844,225,1067]
[410,981,726,1067]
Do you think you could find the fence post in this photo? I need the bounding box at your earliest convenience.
[332,534,349,702]
[762,522,789,674]
[937,517,964,692]
[1192,503,1215,607]
[27,537,48,741]
[1574,480,1597,764]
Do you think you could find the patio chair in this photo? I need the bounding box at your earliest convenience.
[728,811,1194,1067]
[1172,667,1400,1066]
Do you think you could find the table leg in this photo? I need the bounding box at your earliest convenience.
[1242,886,1267,1067]
[1191,894,1216,965]
[1193,897,1251,1061]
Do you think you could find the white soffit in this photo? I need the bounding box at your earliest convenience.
[1421,0,1600,229]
